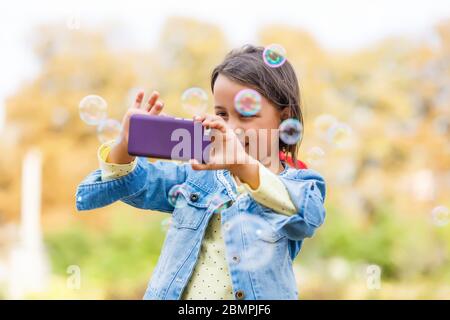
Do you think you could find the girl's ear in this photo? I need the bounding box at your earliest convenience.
[280,108,290,121]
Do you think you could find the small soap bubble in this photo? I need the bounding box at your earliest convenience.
[168,185,188,209]
[79,95,107,125]
[225,214,276,271]
[181,87,208,115]
[279,118,303,145]
[306,146,325,166]
[234,89,262,116]
[210,195,234,214]
[263,44,287,68]
[208,194,223,210]
[97,119,122,144]
[327,122,353,148]
[314,114,338,138]
[431,205,449,227]
[328,257,351,281]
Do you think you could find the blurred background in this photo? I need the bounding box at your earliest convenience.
[0,0,449,299]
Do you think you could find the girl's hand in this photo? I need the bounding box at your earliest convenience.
[189,114,245,170]
[190,115,260,189]
[108,90,167,164]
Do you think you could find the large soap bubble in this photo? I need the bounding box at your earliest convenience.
[79,94,108,125]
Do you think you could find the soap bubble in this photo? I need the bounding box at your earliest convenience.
[314,114,338,138]
[208,194,224,210]
[79,95,107,125]
[97,119,122,144]
[327,257,351,281]
[327,122,353,148]
[209,195,233,214]
[306,146,325,166]
[181,87,208,115]
[279,118,303,145]
[234,89,262,116]
[161,217,172,232]
[263,44,287,68]
[168,185,188,209]
[431,205,449,227]
[225,214,277,271]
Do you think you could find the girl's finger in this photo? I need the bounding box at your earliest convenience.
[189,159,225,171]
[193,115,206,122]
[146,91,160,111]
[149,101,164,115]
[203,119,226,133]
[189,159,204,170]
[198,114,215,123]
[192,163,223,171]
[202,115,223,125]
[134,91,145,109]
[190,163,214,171]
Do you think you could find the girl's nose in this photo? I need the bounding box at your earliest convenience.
[233,128,247,146]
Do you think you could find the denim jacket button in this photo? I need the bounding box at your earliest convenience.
[189,193,199,202]
[232,255,240,263]
[235,290,245,300]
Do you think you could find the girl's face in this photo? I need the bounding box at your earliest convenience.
[213,74,282,164]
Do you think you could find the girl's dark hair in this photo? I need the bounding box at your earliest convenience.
[211,44,303,168]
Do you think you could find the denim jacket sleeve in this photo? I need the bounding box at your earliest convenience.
[257,169,326,241]
[75,157,188,213]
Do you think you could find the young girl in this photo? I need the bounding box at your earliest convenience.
[76,45,326,300]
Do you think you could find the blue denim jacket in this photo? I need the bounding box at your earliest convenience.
[75,157,326,300]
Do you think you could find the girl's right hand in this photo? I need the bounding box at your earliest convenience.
[107,90,166,164]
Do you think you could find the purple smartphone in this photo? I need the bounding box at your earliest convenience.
[128,114,211,163]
